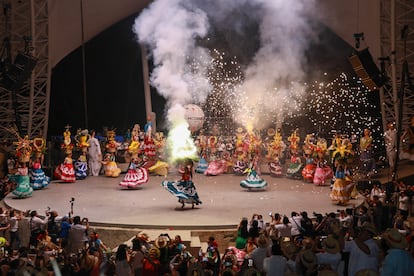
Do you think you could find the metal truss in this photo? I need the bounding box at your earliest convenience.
[0,0,50,140]
[380,0,414,131]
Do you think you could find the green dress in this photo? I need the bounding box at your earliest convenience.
[235,228,247,249]
[11,167,33,198]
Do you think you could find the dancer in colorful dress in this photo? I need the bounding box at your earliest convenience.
[127,124,142,161]
[12,162,33,198]
[266,128,285,177]
[143,116,156,160]
[54,151,76,183]
[102,153,121,177]
[119,158,149,189]
[54,126,76,183]
[330,162,355,205]
[162,159,202,208]
[233,128,247,175]
[240,155,267,190]
[329,137,355,205]
[195,154,208,174]
[313,138,333,185]
[29,156,50,189]
[74,152,88,180]
[301,134,316,183]
[286,129,303,179]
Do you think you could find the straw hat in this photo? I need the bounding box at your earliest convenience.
[322,235,340,254]
[137,232,150,242]
[282,243,299,260]
[360,222,377,235]
[236,127,244,133]
[155,236,168,249]
[300,249,317,268]
[383,228,408,249]
[148,247,160,259]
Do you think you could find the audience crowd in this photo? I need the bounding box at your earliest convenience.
[0,188,412,276]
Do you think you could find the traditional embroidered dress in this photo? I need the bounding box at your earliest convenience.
[313,159,333,186]
[143,120,156,158]
[268,159,283,177]
[119,162,149,189]
[11,166,33,198]
[240,165,268,190]
[75,154,88,180]
[233,160,247,175]
[195,157,208,174]
[301,155,316,183]
[330,167,355,204]
[286,155,303,179]
[162,161,202,208]
[29,160,50,189]
[204,159,228,176]
[103,154,121,177]
[54,156,76,183]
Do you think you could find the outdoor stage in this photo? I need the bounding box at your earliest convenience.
[2,170,352,229]
[4,162,412,230]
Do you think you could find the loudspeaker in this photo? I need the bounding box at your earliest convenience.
[349,48,385,91]
[2,52,37,91]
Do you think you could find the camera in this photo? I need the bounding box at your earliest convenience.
[268,212,272,217]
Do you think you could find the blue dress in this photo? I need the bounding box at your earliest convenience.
[29,161,50,189]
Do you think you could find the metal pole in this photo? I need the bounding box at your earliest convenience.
[140,44,156,132]
[80,0,88,129]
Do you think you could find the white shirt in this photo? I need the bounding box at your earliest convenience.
[9,216,18,232]
[289,215,302,236]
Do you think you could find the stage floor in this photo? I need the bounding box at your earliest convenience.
[3,167,379,230]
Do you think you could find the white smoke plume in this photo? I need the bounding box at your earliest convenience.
[133,0,316,139]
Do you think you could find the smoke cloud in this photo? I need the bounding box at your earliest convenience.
[133,0,316,132]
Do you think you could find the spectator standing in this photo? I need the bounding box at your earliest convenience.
[115,244,132,276]
[130,237,144,276]
[340,222,380,276]
[29,210,48,247]
[8,209,21,250]
[249,235,270,273]
[68,216,89,254]
[380,228,414,276]
[290,211,303,238]
[398,190,410,218]
[58,215,71,249]
[263,242,287,276]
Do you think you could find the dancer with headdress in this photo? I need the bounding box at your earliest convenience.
[266,128,285,177]
[233,127,248,175]
[75,152,88,180]
[74,129,90,180]
[301,134,316,182]
[240,155,268,190]
[10,132,33,197]
[143,116,156,160]
[162,159,202,208]
[119,158,149,189]
[329,137,355,205]
[286,129,303,179]
[313,138,333,186]
[102,130,121,177]
[54,125,76,183]
[29,156,50,189]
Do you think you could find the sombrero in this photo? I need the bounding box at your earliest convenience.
[148,247,160,259]
[299,249,317,268]
[155,236,168,249]
[383,228,408,249]
[359,222,377,235]
[137,232,150,242]
[281,242,299,260]
[322,235,340,254]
